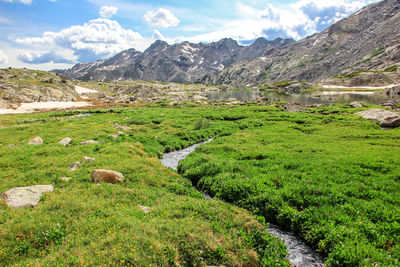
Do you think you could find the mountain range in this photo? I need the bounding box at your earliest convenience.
[56,38,294,83]
[57,0,400,87]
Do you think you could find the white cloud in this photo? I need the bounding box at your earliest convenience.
[179,0,379,43]
[16,18,152,63]
[1,0,33,4]
[17,51,74,64]
[0,49,8,64]
[99,6,118,19]
[144,8,180,28]
[153,29,165,41]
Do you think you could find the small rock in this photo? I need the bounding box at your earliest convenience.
[28,136,43,145]
[92,169,124,184]
[1,185,53,208]
[69,162,80,171]
[59,177,71,182]
[381,100,399,108]
[357,109,400,128]
[113,123,132,131]
[82,156,95,163]
[139,205,151,213]
[59,137,72,146]
[80,140,99,145]
[350,101,363,108]
[8,144,16,148]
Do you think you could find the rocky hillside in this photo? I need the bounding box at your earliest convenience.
[201,0,400,87]
[56,38,294,83]
[0,68,77,108]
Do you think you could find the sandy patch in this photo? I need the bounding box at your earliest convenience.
[0,101,92,115]
[75,86,98,94]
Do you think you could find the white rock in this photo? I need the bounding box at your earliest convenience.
[59,137,72,146]
[82,156,95,163]
[28,136,43,145]
[357,109,400,127]
[1,185,53,208]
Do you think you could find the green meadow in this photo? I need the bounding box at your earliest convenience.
[0,103,399,266]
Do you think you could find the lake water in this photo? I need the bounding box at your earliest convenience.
[208,90,400,105]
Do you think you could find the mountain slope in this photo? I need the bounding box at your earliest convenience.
[201,0,400,87]
[57,38,294,83]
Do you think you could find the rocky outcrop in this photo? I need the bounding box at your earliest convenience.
[1,185,53,208]
[92,169,124,184]
[357,109,400,127]
[202,0,400,87]
[57,38,294,83]
[0,68,77,108]
[385,85,400,96]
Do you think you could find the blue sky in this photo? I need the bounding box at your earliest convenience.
[0,0,380,70]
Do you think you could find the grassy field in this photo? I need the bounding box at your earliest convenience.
[0,105,289,266]
[0,103,399,266]
[178,104,400,266]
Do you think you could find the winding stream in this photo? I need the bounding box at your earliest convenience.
[161,138,325,267]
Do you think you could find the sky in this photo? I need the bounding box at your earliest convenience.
[0,0,380,70]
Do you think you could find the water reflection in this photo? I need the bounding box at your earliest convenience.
[207,90,400,105]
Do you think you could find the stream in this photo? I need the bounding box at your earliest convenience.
[161,139,325,267]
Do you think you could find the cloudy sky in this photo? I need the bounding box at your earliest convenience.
[0,0,380,70]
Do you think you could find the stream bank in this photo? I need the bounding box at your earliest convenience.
[161,139,325,267]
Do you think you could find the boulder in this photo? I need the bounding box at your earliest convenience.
[357,109,400,127]
[59,137,72,146]
[92,169,124,184]
[350,101,363,108]
[1,185,53,208]
[28,136,43,145]
[82,156,95,163]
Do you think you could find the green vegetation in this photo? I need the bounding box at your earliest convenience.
[178,105,400,266]
[0,106,289,266]
[384,65,398,73]
[1,103,400,266]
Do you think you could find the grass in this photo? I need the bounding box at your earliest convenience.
[178,104,400,266]
[0,106,289,266]
[1,103,400,266]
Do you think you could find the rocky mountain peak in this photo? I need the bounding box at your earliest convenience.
[58,37,292,83]
[201,0,400,87]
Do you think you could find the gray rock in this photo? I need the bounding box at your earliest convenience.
[28,136,43,145]
[381,100,399,108]
[69,162,80,171]
[59,177,71,182]
[80,140,99,145]
[357,109,400,127]
[350,102,363,108]
[82,156,95,163]
[92,169,124,184]
[113,123,132,131]
[1,185,53,208]
[59,137,72,146]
